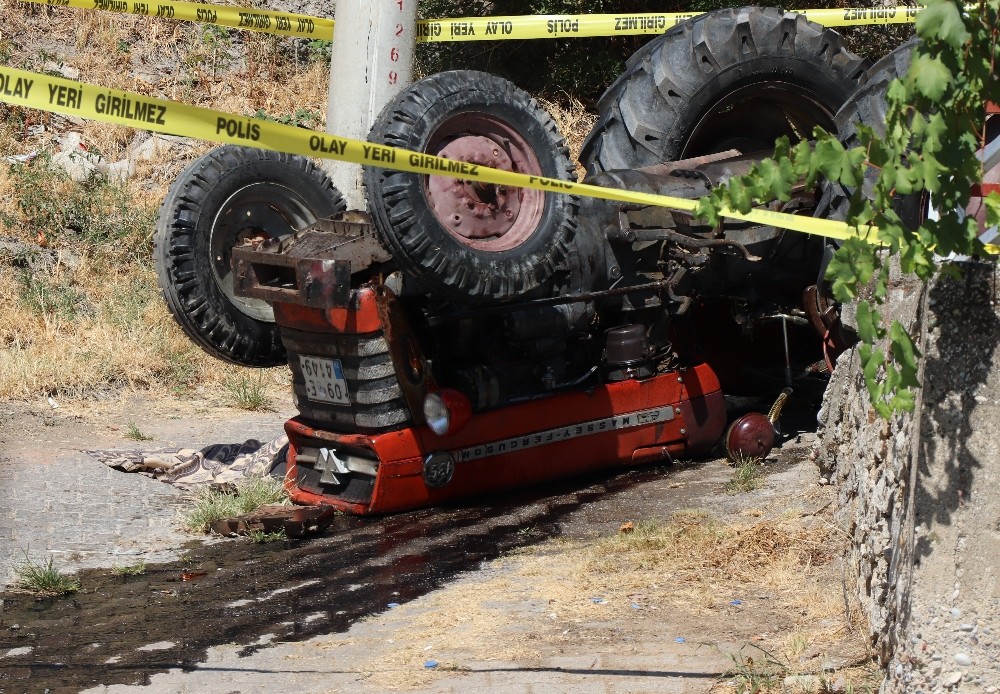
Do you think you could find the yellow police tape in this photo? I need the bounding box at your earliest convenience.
[0,65,864,244]
[24,0,332,37]
[20,0,924,41]
[412,6,920,42]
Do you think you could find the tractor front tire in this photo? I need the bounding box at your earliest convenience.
[364,70,578,303]
[155,145,345,367]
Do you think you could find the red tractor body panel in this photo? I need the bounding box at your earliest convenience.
[284,365,724,515]
[274,293,726,515]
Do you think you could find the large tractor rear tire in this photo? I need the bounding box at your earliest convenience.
[580,6,869,173]
[364,70,578,303]
[815,38,925,228]
[155,146,345,367]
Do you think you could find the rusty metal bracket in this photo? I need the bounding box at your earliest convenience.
[232,217,391,309]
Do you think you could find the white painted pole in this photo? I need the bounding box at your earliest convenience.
[324,1,418,211]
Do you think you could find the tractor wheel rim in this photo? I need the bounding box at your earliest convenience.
[210,182,318,321]
[683,82,836,157]
[424,112,545,252]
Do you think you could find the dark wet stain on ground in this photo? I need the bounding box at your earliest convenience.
[0,464,678,693]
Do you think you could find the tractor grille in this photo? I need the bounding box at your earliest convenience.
[292,442,379,504]
[281,326,412,433]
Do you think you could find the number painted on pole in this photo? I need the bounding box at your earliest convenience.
[388,71,398,84]
[396,22,404,36]
[389,46,399,61]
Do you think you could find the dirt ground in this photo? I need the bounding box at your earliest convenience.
[0,390,878,693]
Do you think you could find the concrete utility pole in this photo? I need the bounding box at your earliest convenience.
[324,1,418,211]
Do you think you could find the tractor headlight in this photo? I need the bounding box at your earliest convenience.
[422,389,472,437]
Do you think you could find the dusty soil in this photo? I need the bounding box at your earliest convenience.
[0,392,877,693]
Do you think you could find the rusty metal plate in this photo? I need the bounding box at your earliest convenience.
[210,503,339,538]
[232,217,391,309]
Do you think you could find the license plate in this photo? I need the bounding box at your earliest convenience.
[299,355,351,405]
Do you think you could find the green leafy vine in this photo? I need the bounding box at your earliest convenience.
[695,0,1000,418]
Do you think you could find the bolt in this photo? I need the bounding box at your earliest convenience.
[677,376,684,383]
[451,214,461,226]
[493,149,499,156]
[610,266,622,279]
[680,428,686,435]
[675,407,681,415]
[505,209,514,218]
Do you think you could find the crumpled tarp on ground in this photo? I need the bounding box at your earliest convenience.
[85,435,288,489]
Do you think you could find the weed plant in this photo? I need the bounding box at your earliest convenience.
[224,371,274,411]
[727,455,764,494]
[13,553,81,595]
[125,422,152,441]
[111,560,147,577]
[247,529,286,543]
[183,476,290,533]
[8,156,155,262]
[725,644,789,694]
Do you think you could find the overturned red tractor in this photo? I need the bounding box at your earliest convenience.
[155,7,877,514]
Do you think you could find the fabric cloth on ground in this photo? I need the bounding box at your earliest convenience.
[85,435,288,489]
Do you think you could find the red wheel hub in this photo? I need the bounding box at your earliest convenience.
[423,113,545,252]
[428,135,523,241]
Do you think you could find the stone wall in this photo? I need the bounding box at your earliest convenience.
[817,261,1000,692]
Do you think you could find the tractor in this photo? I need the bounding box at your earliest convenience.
[154,8,921,514]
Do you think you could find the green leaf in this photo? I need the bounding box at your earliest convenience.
[985,191,1000,228]
[812,137,852,182]
[855,300,879,344]
[728,176,752,213]
[910,54,953,101]
[839,146,867,188]
[890,320,921,387]
[827,238,877,302]
[874,401,893,419]
[755,158,794,201]
[884,363,901,394]
[860,344,886,404]
[695,196,720,228]
[891,389,916,413]
[915,0,971,49]
[791,139,814,179]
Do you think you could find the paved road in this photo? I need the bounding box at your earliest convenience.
[0,396,290,589]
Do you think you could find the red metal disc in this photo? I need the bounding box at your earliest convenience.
[725,412,776,461]
[423,112,545,252]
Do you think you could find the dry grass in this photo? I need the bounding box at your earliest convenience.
[0,264,209,398]
[571,511,838,616]
[309,507,852,690]
[539,95,597,180]
[0,5,334,403]
[0,4,598,406]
